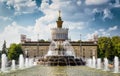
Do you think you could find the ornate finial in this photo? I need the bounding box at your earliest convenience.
[56,10,63,28]
[59,10,61,17]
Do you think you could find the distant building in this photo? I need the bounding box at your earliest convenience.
[21,11,98,58]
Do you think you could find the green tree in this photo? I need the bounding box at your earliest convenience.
[39,39,45,42]
[1,40,7,55]
[98,37,113,60]
[8,43,23,61]
[111,36,120,57]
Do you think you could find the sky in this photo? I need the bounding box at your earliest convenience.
[0,0,120,49]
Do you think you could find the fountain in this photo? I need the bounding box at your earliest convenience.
[29,58,34,67]
[43,40,85,66]
[11,60,16,70]
[19,54,24,69]
[104,58,109,71]
[92,56,96,68]
[86,58,92,67]
[25,58,29,68]
[1,54,7,72]
[97,58,101,69]
[38,11,85,66]
[114,56,119,73]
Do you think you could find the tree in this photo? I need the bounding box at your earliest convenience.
[111,36,120,57]
[97,36,120,61]
[97,37,113,60]
[39,39,45,42]
[8,43,23,61]
[1,40,7,55]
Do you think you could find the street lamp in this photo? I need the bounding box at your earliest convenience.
[37,34,39,57]
[80,34,82,58]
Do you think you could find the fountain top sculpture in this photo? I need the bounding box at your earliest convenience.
[56,10,63,28]
[51,11,68,41]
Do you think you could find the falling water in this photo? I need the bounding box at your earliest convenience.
[87,58,92,67]
[63,40,75,57]
[97,58,101,69]
[104,58,109,71]
[29,58,34,67]
[92,56,96,68]
[114,56,119,73]
[46,40,75,57]
[1,54,7,72]
[11,60,16,70]
[19,54,24,69]
[25,58,29,68]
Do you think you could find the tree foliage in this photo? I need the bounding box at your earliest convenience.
[8,43,23,61]
[39,39,45,42]
[98,36,120,61]
[2,40,7,55]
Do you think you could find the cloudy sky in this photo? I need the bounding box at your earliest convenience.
[0,0,120,49]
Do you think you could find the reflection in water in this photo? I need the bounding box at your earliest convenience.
[1,65,120,76]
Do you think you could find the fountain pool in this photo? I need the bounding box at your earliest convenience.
[0,65,120,76]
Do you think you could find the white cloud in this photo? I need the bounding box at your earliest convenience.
[86,25,118,40]
[0,22,36,50]
[92,8,101,13]
[6,0,38,15]
[85,0,109,5]
[99,29,104,32]
[77,0,82,6]
[86,31,99,40]
[108,26,118,32]
[103,8,113,20]
[63,21,85,30]
[114,0,120,7]
[0,16,12,21]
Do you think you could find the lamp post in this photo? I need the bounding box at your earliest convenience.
[80,34,82,58]
[37,34,39,57]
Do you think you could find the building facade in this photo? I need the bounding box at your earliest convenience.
[21,41,97,58]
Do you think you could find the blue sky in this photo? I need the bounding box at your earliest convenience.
[0,0,120,49]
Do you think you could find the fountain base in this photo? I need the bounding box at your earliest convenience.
[39,56,85,66]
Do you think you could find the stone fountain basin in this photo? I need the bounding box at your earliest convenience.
[38,56,85,66]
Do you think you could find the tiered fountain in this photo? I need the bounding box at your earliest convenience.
[39,11,85,66]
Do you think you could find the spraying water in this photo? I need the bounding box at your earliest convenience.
[1,54,7,72]
[46,40,75,57]
[25,58,29,68]
[19,54,24,69]
[114,56,119,73]
[29,58,34,67]
[11,60,15,70]
[92,56,96,68]
[43,40,85,66]
[104,58,109,71]
[87,58,92,67]
[97,58,101,69]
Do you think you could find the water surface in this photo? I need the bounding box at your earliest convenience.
[0,65,120,76]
